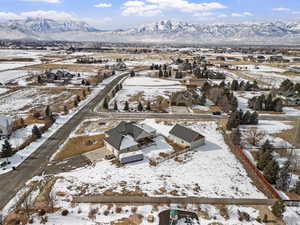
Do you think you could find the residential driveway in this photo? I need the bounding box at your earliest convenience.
[83,147,112,163]
[0,72,129,211]
[171,106,190,113]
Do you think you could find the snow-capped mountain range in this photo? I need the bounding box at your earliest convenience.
[1,18,300,44]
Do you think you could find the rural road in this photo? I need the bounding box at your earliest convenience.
[88,112,300,121]
[0,72,129,212]
[0,70,299,212]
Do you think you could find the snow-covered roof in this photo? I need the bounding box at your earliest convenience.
[119,150,143,159]
[0,115,12,128]
[120,135,138,150]
[136,123,156,134]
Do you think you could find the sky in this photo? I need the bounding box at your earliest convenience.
[0,0,300,29]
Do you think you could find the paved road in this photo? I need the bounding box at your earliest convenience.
[88,112,300,121]
[0,72,129,211]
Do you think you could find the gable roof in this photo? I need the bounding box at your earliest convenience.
[105,122,152,151]
[169,124,204,143]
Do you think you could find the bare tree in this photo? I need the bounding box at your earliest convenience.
[245,127,266,147]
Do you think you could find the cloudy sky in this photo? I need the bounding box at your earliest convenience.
[0,0,300,29]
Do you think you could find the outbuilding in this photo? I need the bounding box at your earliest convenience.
[168,124,205,150]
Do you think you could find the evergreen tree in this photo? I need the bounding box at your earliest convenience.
[124,101,129,111]
[263,159,279,184]
[45,105,52,117]
[271,201,285,219]
[103,98,108,109]
[114,101,118,111]
[276,161,291,191]
[63,105,69,115]
[250,111,259,125]
[137,101,143,111]
[146,101,151,111]
[199,94,207,106]
[76,95,81,102]
[266,93,273,111]
[130,70,135,77]
[231,80,239,91]
[274,98,283,112]
[201,81,211,93]
[32,125,42,139]
[242,111,252,124]
[37,75,42,84]
[257,149,273,171]
[158,69,163,77]
[2,140,13,157]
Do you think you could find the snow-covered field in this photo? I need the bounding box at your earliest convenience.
[52,120,266,199]
[110,76,185,108]
[0,124,41,149]
[0,72,129,174]
[26,202,268,225]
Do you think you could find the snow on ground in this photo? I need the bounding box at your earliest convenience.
[27,203,268,225]
[0,87,9,95]
[124,76,181,86]
[124,59,170,67]
[0,72,127,174]
[0,124,41,149]
[0,70,31,84]
[110,76,185,109]
[284,207,300,225]
[53,120,266,199]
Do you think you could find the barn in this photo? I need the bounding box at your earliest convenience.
[168,124,205,150]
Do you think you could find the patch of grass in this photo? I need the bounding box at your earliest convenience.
[54,134,105,161]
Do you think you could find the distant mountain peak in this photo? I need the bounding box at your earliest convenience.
[0,18,300,45]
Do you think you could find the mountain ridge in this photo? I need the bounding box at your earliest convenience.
[1,18,300,44]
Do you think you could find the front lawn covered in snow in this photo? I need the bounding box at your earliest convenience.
[52,120,266,199]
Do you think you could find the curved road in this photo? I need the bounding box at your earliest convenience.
[0,72,129,211]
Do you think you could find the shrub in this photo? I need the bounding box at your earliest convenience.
[61,209,69,216]
[116,207,122,213]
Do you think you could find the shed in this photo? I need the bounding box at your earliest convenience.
[169,124,205,150]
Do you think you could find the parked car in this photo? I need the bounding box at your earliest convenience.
[212,111,222,115]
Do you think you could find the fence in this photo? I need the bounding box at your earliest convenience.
[74,196,277,206]
[223,131,281,199]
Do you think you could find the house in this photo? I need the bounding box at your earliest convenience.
[104,122,156,163]
[169,124,205,150]
[170,90,201,107]
[0,116,13,137]
[112,62,127,71]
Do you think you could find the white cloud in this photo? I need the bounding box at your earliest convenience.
[18,0,61,3]
[272,8,290,12]
[291,11,300,14]
[146,0,226,13]
[122,1,161,17]
[193,12,214,17]
[94,3,112,8]
[122,0,226,17]
[231,12,253,17]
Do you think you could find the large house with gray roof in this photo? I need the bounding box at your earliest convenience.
[104,121,156,163]
[169,124,205,150]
